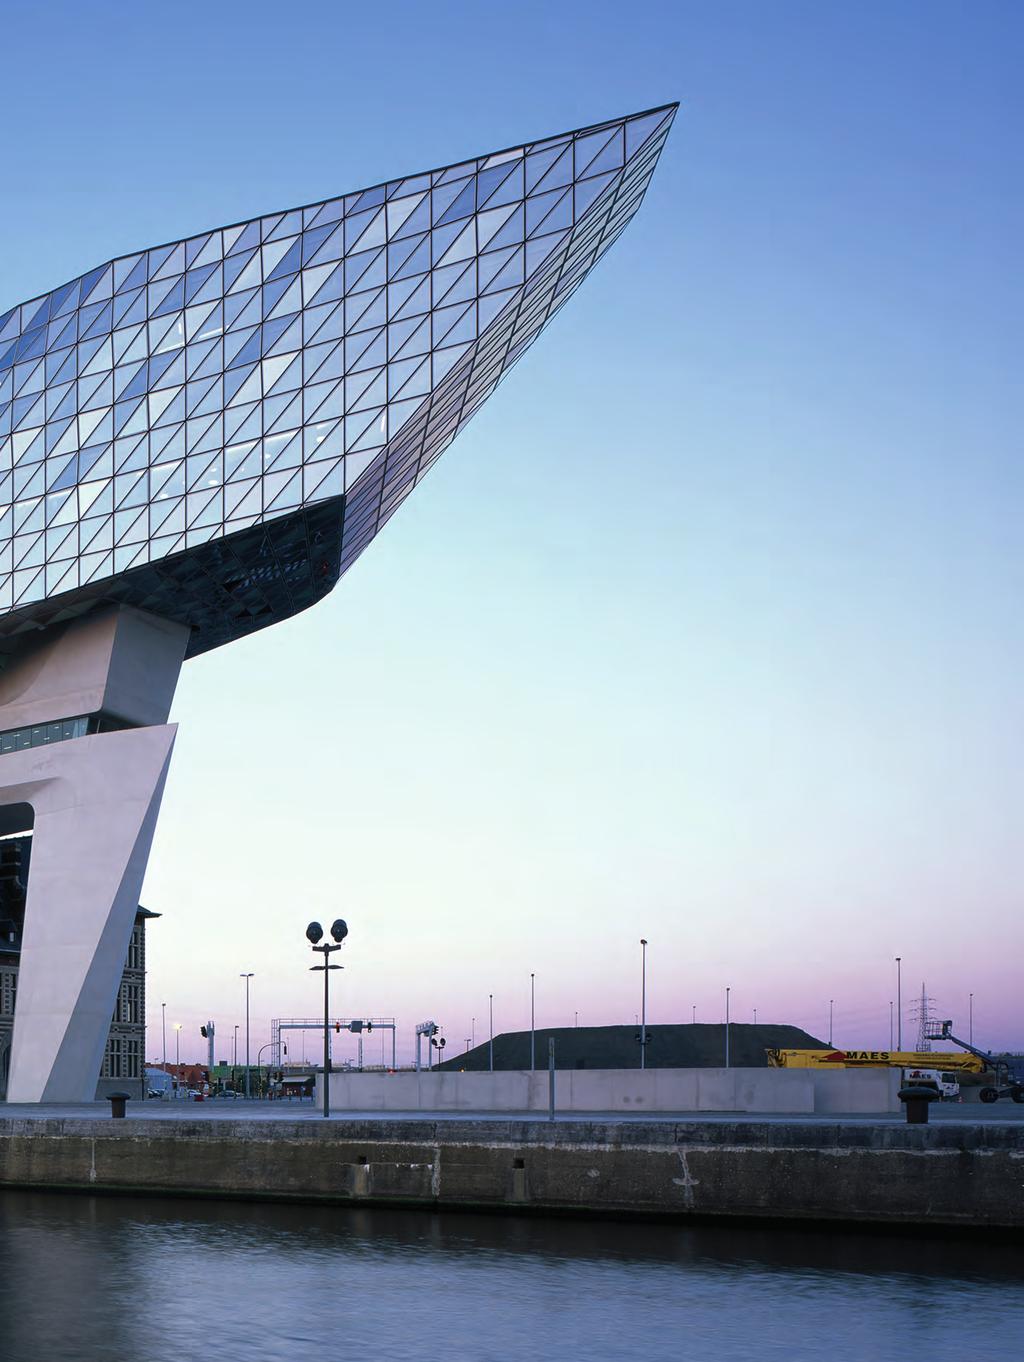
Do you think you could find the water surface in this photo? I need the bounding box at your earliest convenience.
[1,1191,1020,1361]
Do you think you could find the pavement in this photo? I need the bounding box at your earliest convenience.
[2,1100,1023,1124]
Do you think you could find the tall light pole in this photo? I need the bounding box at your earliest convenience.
[530,973,536,1072]
[240,972,254,1099]
[753,1008,757,1025]
[725,986,731,1068]
[161,1002,167,1068]
[489,994,494,1072]
[471,1016,475,1049]
[639,938,648,1071]
[889,1001,894,1050]
[969,992,974,1045]
[895,957,902,1050]
[173,1022,182,1095]
[306,919,347,1119]
[828,999,834,1046]
[692,1004,696,1025]
[574,1010,578,1028]
[233,1024,239,1067]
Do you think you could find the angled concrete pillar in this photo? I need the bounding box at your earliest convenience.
[0,607,188,1103]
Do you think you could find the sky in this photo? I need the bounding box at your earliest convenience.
[1,1,1019,1063]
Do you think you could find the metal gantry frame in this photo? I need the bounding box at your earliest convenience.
[271,1017,396,1071]
[415,1020,440,1072]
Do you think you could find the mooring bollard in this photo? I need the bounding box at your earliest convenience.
[898,1084,939,1125]
[107,1092,131,1119]
[548,1037,556,1122]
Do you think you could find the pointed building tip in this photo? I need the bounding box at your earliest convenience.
[632,99,680,116]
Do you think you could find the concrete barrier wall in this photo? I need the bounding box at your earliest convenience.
[0,1113,1016,1228]
[811,1069,901,1113]
[324,1067,901,1114]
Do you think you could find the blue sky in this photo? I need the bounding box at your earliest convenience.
[2,1,1019,1060]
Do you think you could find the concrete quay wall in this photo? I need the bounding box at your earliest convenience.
[0,1114,1019,1230]
[325,1066,902,1115]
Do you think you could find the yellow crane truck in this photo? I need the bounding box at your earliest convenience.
[766,1047,983,1100]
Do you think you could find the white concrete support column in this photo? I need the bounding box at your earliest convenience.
[0,606,188,1103]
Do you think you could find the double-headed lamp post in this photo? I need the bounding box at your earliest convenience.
[307,919,348,1119]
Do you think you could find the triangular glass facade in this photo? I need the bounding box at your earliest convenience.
[0,105,676,656]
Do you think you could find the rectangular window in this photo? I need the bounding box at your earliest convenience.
[116,982,141,1025]
[105,1037,123,1079]
[0,716,91,754]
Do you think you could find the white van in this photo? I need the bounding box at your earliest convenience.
[903,1068,959,1100]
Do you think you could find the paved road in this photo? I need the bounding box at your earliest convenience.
[2,1100,1023,1125]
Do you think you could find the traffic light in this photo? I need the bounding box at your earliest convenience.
[335,1022,341,1033]
[200,1025,209,1038]
[366,1022,373,1033]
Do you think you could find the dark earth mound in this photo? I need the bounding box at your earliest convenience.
[435,1023,826,1072]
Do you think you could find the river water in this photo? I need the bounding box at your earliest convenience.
[0,1191,1020,1361]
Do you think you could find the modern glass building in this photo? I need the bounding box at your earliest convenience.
[0,103,675,655]
[0,106,676,1101]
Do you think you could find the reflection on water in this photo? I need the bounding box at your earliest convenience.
[0,1191,1021,1362]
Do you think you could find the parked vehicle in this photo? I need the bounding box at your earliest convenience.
[902,1067,959,1100]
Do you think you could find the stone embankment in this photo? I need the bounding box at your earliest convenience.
[0,1114,1019,1230]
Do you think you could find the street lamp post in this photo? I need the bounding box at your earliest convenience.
[889,1001,894,1050]
[829,999,834,1046]
[725,987,731,1068]
[639,938,648,1071]
[173,1022,182,1096]
[233,1024,239,1068]
[895,957,902,1050]
[161,1002,167,1068]
[306,919,348,1120]
[489,994,494,1073]
[530,973,536,1072]
[240,973,254,1099]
